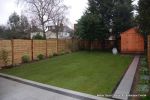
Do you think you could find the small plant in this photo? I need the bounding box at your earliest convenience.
[137,85,150,94]
[0,49,9,66]
[37,54,45,60]
[141,58,147,61]
[48,54,52,58]
[141,59,147,67]
[140,67,149,75]
[136,57,150,97]
[53,53,58,56]
[66,51,71,54]
[32,33,45,40]
[60,50,66,55]
[22,55,30,63]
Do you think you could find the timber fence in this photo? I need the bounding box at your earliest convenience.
[0,39,79,67]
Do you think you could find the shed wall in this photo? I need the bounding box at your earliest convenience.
[121,28,144,53]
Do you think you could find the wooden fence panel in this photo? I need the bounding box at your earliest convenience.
[58,39,66,53]
[47,39,57,56]
[92,41,102,50]
[79,40,89,50]
[0,40,12,67]
[0,39,79,67]
[65,39,72,52]
[13,40,32,64]
[72,39,79,51]
[33,40,46,59]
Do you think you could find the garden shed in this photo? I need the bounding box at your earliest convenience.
[121,28,144,53]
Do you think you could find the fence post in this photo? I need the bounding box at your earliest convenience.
[72,38,74,51]
[148,36,150,71]
[31,39,33,60]
[46,39,48,57]
[65,39,67,52]
[11,39,14,66]
[56,39,58,54]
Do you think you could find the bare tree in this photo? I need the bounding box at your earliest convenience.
[30,19,41,32]
[18,0,68,38]
[50,5,68,52]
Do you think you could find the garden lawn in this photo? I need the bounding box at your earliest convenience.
[0,51,132,95]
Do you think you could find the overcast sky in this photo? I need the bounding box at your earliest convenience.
[0,0,88,27]
[0,0,138,27]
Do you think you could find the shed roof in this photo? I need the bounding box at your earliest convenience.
[121,27,139,35]
[120,27,144,39]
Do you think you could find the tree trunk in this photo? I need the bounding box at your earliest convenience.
[42,23,46,39]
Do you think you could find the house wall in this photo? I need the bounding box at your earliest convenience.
[31,31,71,39]
[45,31,71,39]
[30,32,44,39]
[45,31,56,39]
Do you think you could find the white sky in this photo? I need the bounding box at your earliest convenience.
[0,0,138,27]
[0,0,88,27]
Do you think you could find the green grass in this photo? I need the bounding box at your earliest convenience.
[0,51,132,95]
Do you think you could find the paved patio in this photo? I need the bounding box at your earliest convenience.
[112,56,140,100]
[0,73,112,100]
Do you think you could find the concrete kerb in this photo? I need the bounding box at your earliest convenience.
[0,73,112,100]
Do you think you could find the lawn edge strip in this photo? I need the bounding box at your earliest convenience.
[112,56,134,94]
[112,56,140,100]
[0,73,112,100]
[129,57,141,100]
